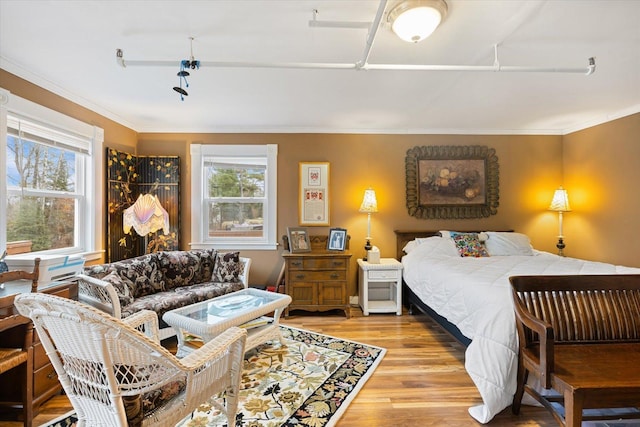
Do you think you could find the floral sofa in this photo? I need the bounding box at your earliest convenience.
[76,249,250,340]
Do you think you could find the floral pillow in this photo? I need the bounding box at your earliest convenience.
[211,251,243,283]
[451,233,490,257]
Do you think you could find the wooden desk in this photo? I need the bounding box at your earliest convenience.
[0,280,78,419]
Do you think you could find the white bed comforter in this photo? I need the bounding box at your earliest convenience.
[401,238,640,424]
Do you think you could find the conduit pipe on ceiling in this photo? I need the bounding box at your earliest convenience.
[356,0,388,69]
[115,0,596,76]
[116,49,596,75]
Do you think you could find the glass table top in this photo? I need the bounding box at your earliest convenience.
[176,289,288,325]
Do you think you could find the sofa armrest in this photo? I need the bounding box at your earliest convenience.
[123,309,161,343]
[239,257,251,288]
[76,273,122,319]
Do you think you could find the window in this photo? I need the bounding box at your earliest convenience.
[190,144,277,250]
[1,89,103,258]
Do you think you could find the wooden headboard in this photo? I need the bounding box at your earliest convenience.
[394,229,514,260]
[394,230,441,260]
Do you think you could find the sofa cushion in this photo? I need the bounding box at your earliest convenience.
[212,251,242,282]
[156,249,217,290]
[111,255,164,298]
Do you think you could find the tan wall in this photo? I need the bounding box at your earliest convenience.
[562,113,640,267]
[138,133,563,295]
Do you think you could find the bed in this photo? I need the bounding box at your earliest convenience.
[395,230,640,424]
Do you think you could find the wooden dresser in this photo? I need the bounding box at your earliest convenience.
[0,280,78,418]
[282,235,351,318]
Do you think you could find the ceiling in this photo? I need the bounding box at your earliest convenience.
[1,0,639,135]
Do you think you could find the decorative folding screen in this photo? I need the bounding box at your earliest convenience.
[106,148,180,262]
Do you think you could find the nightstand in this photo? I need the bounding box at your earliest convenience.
[357,258,403,315]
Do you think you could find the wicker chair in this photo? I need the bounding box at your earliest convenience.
[14,293,246,427]
[0,257,39,427]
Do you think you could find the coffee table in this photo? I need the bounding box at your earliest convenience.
[163,288,292,356]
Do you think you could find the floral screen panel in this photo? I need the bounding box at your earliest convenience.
[107,148,180,262]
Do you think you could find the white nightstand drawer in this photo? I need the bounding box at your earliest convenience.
[367,269,400,280]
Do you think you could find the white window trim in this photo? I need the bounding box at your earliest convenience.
[190,144,277,250]
[0,88,103,261]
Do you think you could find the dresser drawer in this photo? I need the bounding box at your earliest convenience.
[304,258,347,270]
[367,269,401,280]
[289,270,346,282]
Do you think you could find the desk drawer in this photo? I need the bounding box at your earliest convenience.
[34,362,59,398]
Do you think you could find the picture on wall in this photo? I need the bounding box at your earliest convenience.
[405,145,499,219]
[299,162,330,226]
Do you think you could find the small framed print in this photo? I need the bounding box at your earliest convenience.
[299,162,330,226]
[287,227,311,253]
[327,228,347,251]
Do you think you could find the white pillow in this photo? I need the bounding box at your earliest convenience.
[484,232,534,256]
[402,237,439,253]
[402,240,418,254]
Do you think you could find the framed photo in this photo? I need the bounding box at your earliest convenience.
[287,227,311,253]
[299,162,330,226]
[405,145,499,219]
[327,228,347,251]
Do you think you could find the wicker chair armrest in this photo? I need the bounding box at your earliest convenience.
[180,327,247,369]
[76,274,122,318]
[122,309,160,343]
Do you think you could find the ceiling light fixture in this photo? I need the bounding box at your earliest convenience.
[388,0,447,43]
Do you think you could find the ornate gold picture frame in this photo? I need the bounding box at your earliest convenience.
[405,145,499,219]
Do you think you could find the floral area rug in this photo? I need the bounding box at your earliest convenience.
[41,326,385,427]
[179,326,385,427]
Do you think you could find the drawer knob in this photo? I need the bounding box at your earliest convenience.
[330,273,339,279]
[292,261,302,267]
[295,274,305,279]
[47,371,57,380]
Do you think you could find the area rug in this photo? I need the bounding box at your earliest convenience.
[41,325,385,427]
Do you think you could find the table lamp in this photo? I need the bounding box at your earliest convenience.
[548,186,571,256]
[359,188,378,260]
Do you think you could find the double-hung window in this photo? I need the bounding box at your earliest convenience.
[1,89,103,257]
[190,144,277,250]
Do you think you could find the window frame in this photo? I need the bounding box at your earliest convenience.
[190,144,277,250]
[0,88,103,260]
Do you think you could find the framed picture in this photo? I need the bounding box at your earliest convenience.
[287,227,311,253]
[327,228,347,251]
[299,162,330,226]
[405,145,499,219]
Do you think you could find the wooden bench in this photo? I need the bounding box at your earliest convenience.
[509,274,640,427]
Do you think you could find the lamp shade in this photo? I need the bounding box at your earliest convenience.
[549,187,571,212]
[359,189,379,213]
[388,0,448,43]
[123,194,170,236]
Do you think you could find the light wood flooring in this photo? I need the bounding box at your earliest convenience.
[13,307,559,427]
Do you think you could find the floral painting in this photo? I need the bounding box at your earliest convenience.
[405,145,499,219]
[419,159,486,205]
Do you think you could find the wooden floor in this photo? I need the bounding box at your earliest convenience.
[14,307,559,427]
